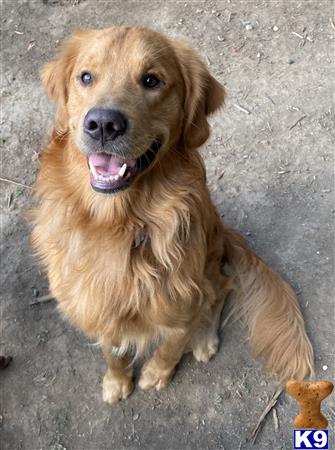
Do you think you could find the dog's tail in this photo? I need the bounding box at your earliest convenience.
[223,227,314,382]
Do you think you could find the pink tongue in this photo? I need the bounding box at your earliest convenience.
[89,153,128,176]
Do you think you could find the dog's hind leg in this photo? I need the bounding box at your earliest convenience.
[139,271,231,390]
[190,273,231,363]
[191,297,226,363]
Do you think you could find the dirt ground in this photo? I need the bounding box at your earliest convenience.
[0,0,334,449]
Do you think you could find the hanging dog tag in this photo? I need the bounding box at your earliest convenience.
[132,225,151,249]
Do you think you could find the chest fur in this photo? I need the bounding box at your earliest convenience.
[39,217,202,343]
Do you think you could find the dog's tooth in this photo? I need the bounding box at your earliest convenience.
[114,174,119,181]
[118,163,127,178]
[89,162,98,177]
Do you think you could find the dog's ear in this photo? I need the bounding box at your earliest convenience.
[173,41,225,149]
[40,31,89,131]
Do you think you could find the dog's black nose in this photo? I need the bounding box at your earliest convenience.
[83,108,128,142]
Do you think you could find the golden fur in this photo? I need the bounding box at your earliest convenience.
[31,26,314,403]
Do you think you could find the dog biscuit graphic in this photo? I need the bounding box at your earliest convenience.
[286,380,333,429]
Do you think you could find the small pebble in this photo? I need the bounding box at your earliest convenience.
[245,23,253,31]
[288,58,295,64]
[273,25,279,32]
[32,287,40,298]
[322,365,328,371]
[217,35,225,41]
[133,413,139,421]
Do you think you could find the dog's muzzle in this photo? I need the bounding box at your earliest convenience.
[87,141,161,194]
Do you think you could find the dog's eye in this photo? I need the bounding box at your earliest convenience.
[80,72,93,85]
[142,74,161,89]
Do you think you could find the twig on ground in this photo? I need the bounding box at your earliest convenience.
[300,36,307,47]
[233,104,251,115]
[27,40,36,51]
[7,193,13,208]
[217,169,225,180]
[265,94,275,105]
[289,115,307,130]
[235,390,242,399]
[291,31,304,39]
[223,134,233,147]
[273,408,279,432]
[249,387,283,444]
[30,293,54,305]
[330,18,335,31]
[0,176,32,190]
[288,105,300,112]
[236,40,246,52]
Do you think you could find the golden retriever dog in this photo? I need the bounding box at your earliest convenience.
[31,26,314,404]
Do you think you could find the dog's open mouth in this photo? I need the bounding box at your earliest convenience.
[88,141,161,194]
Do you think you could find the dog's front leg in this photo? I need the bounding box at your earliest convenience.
[101,343,134,404]
[139,329,190,391]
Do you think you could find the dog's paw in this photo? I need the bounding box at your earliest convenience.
[192,335,219,363]
[102,373,134,404]
[139,362,174,391]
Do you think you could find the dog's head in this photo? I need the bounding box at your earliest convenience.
[41,27,224,194]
